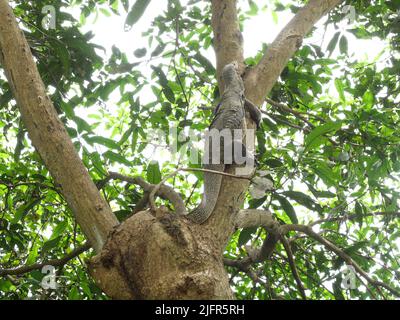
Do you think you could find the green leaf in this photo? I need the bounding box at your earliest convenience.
[125,0,151,30]
[333,276,345,300]
[265,158,284,168]
[238,227,257,247]
[362,90,374,109]
[86,136,120,150]
[133,48,147,58]
[51,221,68,239]
[304,121,342,151]
[339,35,348,55]
[99,8,111,17]
[335,78,346,103]
[327,31,340,56]
[53,42,70,74]
[355,201,364,227]
[247,0,258,16]
[248,196,266,209]
[146,161,161,184]
[151,43,167,57]
[192,52,216,75]
[283,191,322,213]
[68,286,80,300]
[344,241,369,256]
[313,161,337,187]
[121,0,130,12]
[274,195,298,224]
[104,151,131,166]
[81,282,93,299]
[26,245,39,265]
[11,198,41,224]
[119,127,134,145]
[307,184,336,199]
[42,236,62,253]
[73,116,93,134]
[151,65,175,103]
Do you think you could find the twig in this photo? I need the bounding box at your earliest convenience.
[310,211,400,226]
[266,98,315,129]
[105,172,187,216]
[282,224,400,298]
[0,243,91,276]
[149,169,182,213]
[181,168,253,180]
[280,236,307,299]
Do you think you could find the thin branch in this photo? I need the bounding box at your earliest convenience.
[266,98,315,128]
[282,224,400,298]
[223,258,269,292]
[149,169,182,214]
[310,211,400,227]
[0,243,91,276]
[280,236,307,299]
[181,168,253,180]
[263,102,339,146]
[105,172,187,216]
[262,110,305,131]
[185,180,199,206]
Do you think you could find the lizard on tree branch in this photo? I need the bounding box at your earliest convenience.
[187,62,261,224]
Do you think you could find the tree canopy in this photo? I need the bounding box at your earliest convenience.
[0,0,399,300]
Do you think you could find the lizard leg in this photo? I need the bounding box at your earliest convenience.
[244,98,262,128]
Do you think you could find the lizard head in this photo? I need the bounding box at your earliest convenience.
[221,61,243,91]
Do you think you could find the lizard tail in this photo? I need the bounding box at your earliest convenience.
[187,164,224,224]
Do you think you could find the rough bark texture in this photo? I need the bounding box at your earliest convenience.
[0,0,118,252]
[0,0,344,300]
[88,209,234,299]
[211,0,244,89]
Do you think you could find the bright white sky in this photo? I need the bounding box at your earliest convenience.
[71,1,386,65]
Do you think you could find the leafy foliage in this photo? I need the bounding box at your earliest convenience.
[0,0,399,300]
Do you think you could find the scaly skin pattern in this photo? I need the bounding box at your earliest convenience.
[188,62,260,224]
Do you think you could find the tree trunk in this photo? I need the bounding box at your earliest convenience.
[0,0,344,299]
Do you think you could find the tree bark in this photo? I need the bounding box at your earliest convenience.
[0,0,118,253]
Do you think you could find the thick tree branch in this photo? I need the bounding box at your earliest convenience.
[244,0,345,105]
[226,210,280,269]
[234,209,277,231]
[211,0,244,88]
[0,0,118,252]
[0,243,91,276]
